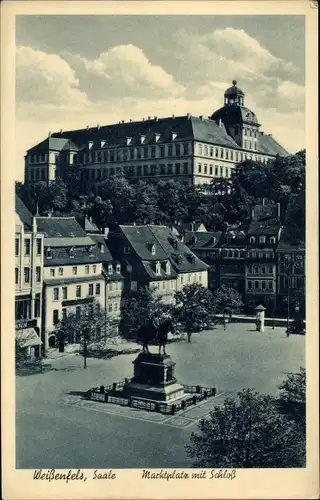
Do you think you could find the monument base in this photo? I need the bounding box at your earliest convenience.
[124,352,186,403]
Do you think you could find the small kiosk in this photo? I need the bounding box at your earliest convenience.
[255,304,266,332]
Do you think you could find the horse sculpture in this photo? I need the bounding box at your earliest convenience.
[137,318,175,355]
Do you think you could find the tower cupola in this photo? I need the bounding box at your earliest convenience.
[224,80,245,106]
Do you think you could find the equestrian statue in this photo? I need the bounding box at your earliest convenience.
[137,315,175,355]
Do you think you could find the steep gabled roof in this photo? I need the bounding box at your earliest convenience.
[36,217,88,239]
[15,196,33,230]
[258,134,289,157]
[191,116,240,149]
[27,137,72,153]
[248,218,281,236]
[184,231,222,249]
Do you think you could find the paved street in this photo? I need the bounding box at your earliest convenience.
[16,324,304,469]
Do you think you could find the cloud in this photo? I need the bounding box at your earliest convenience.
[62,44,185,101]
[172,27,302,114]
[16,45,88,107]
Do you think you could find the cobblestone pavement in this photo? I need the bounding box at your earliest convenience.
[62,391,231,429]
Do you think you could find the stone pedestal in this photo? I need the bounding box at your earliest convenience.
[125,352,185,402]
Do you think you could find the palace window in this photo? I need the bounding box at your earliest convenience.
[220,148,224,158]
[268,281,273,290]
[250,237,255,243]
[58,267,63,276]
[88,284,94,296]
[260,236,266,243]
[156,262,161,275]
[270,236,276,243]
[96,283,101,296]
[76,285,81,298]
[53,287,59,301]
[15,238,19,256]
[254,281,259,289]
[93,265,97,274]
[198,164,202,173]
[198,144,202,155]
[215,166,218,176]
[62,308,67,321]
[76,306,81,320]
[72,266,77,275]
[183,162,188,174]
[204,146,208,156]
[85,265,89,274]
[248,280,253,289]
[204,164,208,174]
[36,238,42,255]
[62,287,68,299]
[167,145,173,157]
[15,268,19,285]
[210,147,214,157]
[116,264,121,274]
[50,269,55,277]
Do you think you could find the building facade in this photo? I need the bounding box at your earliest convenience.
[15,196,44,357]
[36,216,106,349]
[106,224,209,304]
[24,82,289,190]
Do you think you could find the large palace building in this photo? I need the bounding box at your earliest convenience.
[24,81,289,189]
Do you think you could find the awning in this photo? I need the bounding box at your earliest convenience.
[16,328,42,348]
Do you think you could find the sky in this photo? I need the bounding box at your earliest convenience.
[15,15,305,180]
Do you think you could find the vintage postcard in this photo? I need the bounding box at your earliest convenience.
[1,1,319,499]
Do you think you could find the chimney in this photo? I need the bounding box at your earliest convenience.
[187,113,191,119]
[121,120,125,123]
[148,116,151,120]
[48,131,51,137]
[276,203,281,218]
[219,119,222,128]
[129,119,132,122]
[97,124,100,129]
[104,227,109,239]
[32,217,37,234]
[154,116,158,121]
[86,125,90,130]
[199,115,203,120]
[172,114,175,119]
[60,129,63,134]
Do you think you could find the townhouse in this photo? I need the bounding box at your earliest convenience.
[36,216,105,349]
[15,196,44,357]
[106,224,209,304]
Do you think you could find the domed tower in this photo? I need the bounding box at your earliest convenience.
[210,80,260,151]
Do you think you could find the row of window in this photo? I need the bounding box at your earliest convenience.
[247,250,274,259]
[197,164,231,178]
[249,236,276,244]
[49,264,99,278]
[107,281,123,292]
[53,282,101,301]
[15,295,41,320]
[247,280,274,291]
[247,265,274,275]
[280,276,305,289]
[79,143,192,164]
[81,162,190,181]
[29,152,47,164]
[196,143,268,163]
[15,266,41,285]
[15,238,42,257]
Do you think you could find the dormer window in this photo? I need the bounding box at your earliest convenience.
[270,236,276,244]
[108,264,113,274]
[124,246,130,254]
[155,133,161,142]
[148,243,156,255]
[126,137,132,146]
[100,140,106,148]
[171,132,177,141]
[88,245,94,256]
[211,237,216,245]
[69,247,74,258]
[165,261,171,275]
[250,237,255,243]
[176,254,182,265]
[156,262,161,275]
[46,247,52,259]
[99,242,105,253]
[189,254,196,264]
[170,239,178,250]
[88,141,94,150]
[259,236,266,244]
[116,264,121,274]
[140,135,146,144]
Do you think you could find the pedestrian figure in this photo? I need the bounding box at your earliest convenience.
[223,317,228,331]
[286,329,290,338]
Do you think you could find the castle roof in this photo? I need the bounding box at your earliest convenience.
[27,137,79,153]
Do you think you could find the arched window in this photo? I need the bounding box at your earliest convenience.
[250,236,255,243]
[156,262,161,275]
[270,236,276,244]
